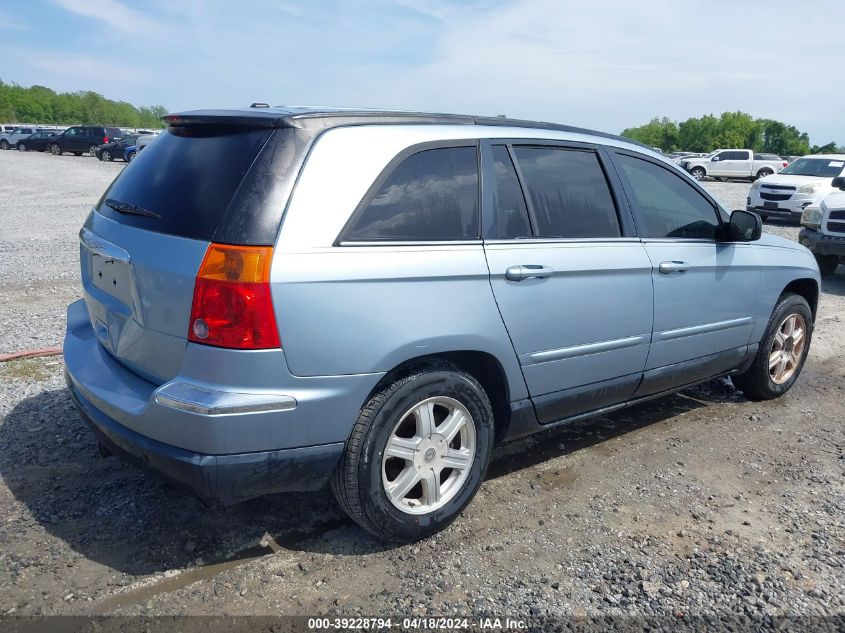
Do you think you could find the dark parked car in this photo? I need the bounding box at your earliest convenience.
[15,130,58,152]
[95,135,138,162]
[50,126,123,157]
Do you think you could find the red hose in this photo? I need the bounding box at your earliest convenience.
[0,347,63,362]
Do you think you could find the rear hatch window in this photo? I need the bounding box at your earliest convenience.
[95,126,274,242]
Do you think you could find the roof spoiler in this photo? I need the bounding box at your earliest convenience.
[159,109,654,150]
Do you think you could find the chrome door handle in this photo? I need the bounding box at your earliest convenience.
[658,260,690,274]
[505,265,555,281]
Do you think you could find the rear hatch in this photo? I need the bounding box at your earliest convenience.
[79,118,307,383]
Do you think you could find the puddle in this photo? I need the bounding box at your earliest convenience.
[538,467,579,489]
[92,517,348,613]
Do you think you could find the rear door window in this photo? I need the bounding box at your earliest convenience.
[95,126,274,241]
[511,146,621,238]
[343,146,479,241]
[490,145,531,239]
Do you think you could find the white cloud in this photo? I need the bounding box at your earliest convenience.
[51,0,159,33]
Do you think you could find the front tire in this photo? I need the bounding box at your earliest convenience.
[126,150,135,162]
[50,143,62,156]
[815,254,839,276]
[0,139,9,150]
[332,361,494,542]
[17,143,26,152]
[690,167,706,180]
[731,293,812,400]
[101,149,112,161]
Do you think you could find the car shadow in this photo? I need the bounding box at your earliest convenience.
[820,271,845,295]
[0,378,743,577]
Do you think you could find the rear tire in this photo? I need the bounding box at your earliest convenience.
[88,144,97,157]
[756,168,774,179]
[17,143,26,152]
[690,167,706,180]
[331,361,494,542]
[815,254,839,276]
[731,293,812,400]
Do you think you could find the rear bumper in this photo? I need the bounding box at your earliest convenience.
[800,228,845,256]
[63,298,385,504]
[66,372,343,505]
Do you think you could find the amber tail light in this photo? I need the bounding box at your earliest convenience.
[188,244,280,350]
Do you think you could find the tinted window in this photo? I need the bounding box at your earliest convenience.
[345,146,479,241]
[754,153,781,161]
[512,147,620,238]
[617,153,720,240]
[719,151,749,161]
[95,126,274,241]
[491,145,531,239]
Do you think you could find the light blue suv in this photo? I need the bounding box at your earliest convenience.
[64,107,819,541]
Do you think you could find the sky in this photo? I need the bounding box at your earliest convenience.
[0,0,842,144]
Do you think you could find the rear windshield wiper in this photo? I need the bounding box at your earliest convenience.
[104,198,161,219]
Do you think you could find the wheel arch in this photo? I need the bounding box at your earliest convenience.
[782,278,819,320]
[362,350,515,444]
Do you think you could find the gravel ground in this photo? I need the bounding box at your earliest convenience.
[0,151,843,628]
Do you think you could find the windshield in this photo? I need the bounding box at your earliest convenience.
[780,158,845,178]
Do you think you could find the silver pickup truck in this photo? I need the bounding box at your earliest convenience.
[680,150,787,182]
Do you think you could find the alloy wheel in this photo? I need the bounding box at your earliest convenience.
[381,396,476,515]
[769,313,806,384]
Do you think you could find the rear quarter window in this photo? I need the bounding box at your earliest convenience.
[342,146,480,242]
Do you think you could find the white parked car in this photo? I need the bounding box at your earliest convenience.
[748,154,845,222]
[680,150,787,182]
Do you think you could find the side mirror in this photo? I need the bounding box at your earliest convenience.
[832,176,845,191]
[727,210,762,242]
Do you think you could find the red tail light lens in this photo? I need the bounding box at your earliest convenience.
[103,136,109,143]
[188,244,280,349]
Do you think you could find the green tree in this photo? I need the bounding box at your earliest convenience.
[0,80,166,128]
[810,141,839,154]
[623,112,822,155]
[621,116,679,151]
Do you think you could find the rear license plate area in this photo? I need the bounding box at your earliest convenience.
[90,251,132,305]
[763,201,779,211]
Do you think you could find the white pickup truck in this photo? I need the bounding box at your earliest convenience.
[679,150,787,182]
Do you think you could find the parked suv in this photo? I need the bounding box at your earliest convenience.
[64,108,820,542]
[0,126,37,149]
[50,125,123,157]
[799,176,845,276]
[748,154,845,222]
